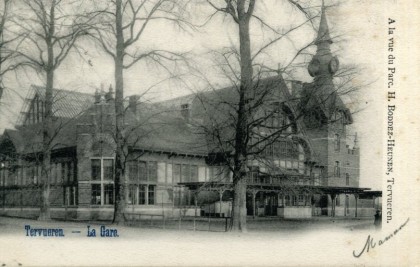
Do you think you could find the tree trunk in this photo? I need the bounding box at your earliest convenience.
[38,2,56,221]
[229,8,253,233]
[231,173,247,231]
[113,0,126,224]
[38,58,54,221]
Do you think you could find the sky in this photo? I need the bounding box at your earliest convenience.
[0,0,387,190]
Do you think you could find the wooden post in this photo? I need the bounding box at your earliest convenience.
[207,191,210,231]
[219,190,224,217]
[178,207,181,230]
[330,194,336,217]
[194,192,197,231]
[355,194,358,218]
[252,190,257,219]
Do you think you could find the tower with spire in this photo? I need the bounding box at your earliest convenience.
[308,0,339,81]
[300,1,359,189]
[303,0,348,124]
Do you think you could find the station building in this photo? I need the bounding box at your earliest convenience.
[0,6,380,221]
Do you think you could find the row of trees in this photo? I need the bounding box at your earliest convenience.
[0,0,357,232]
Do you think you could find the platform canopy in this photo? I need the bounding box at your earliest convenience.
[177,181,379,196]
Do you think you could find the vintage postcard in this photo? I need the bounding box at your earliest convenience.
[0,0,418,266]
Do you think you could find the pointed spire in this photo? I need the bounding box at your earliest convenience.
[308,0,337,78]
[316,0,332,45]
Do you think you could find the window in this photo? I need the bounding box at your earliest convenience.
[135,185,144,204]
[0,168,4,187]
[334,161,340,177]
[91,159,101,181]
[64,186,77,206]
[314,173,320,185]
[283,115,292,133]
[285,195,290,206]
[278,195,284,206]
[91,184,101,205]
[247,166,259,184]
[126,160,158,205]
[148,162,157,182]
[346,173,350,185]
[172,163,200,183]
[181,164,189,182]
[104,184,114,205]
[90,158,114,206]
[190,166,198,182]
[103,159,113,181]
[334,134,340,152]
[273,142,280,157]
[56,163,62,184]
[292,195,298,206]
[25,165,40,185]
[128,184,137,205]
[298,162,305,174]
[173,164,181,183]
[128,161,138,182]
[139,161,147,182]
[298,195,304,204]
[148,185,155,205]
[50,164,56,184]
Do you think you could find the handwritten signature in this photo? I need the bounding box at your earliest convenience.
[353,218,409,258]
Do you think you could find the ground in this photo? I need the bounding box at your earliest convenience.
[0,215,388,266]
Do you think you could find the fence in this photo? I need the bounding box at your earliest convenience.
[124,212,231,232]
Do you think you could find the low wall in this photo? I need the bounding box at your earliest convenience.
[277,207,312,219]
[320,207,377,218]
[0,206,201,221]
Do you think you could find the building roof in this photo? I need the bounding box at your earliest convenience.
[0,118,79,155]
[3,72,353,160]
[126,106,209,156]
[16,85,94,125]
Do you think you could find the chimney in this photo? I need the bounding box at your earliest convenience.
[129,95,140,113]
[105,84,114,102]
[94,88,101,103]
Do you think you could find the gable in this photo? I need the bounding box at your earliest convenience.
[16,85,94,126]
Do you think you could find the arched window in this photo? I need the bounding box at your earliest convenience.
[346,173,350,185]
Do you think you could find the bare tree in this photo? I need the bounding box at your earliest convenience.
[0,0,20,102]
[12,0,90,220]
[200,0,354,232]
[88,0,194,224]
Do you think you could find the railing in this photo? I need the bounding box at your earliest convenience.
[124,212,230,232]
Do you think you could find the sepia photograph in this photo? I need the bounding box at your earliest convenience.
[0,0,418,266]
